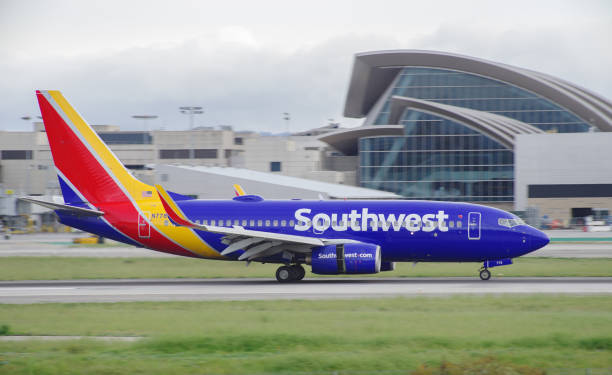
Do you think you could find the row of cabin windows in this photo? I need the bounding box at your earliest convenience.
[195,219,296,227]
[165,218,463,229]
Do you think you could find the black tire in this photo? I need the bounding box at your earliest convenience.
[292,265,306,281]
[479,269,491,281]
[276,266,293,283]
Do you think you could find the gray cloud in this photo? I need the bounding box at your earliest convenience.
[0,1,610,132]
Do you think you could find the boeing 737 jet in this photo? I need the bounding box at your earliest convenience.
[23,90,549,282]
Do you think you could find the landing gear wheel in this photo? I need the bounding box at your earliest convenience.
[292,265,305,281]
[276,266,293,283]
[479,269,491,281]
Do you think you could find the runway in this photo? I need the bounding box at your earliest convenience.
[0,277,610,304]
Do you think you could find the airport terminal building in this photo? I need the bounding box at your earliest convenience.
[321,50,612,212]
[2,49,612,227]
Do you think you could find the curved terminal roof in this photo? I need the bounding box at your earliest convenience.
[317,125,404,155]
[388,96,544,149]
[344,50,612,132]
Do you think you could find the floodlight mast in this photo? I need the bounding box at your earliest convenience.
[131,115,158,131]
[179,106,204,130]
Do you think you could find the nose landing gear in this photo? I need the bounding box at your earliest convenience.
[478,258,513,280]
[275,264,306,283]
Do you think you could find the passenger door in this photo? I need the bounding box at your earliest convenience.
[468,212,481,240]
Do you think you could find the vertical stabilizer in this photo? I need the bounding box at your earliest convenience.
[36,90,151,205]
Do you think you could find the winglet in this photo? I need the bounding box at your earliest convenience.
[155,184,197,228]
[233,184,246,197]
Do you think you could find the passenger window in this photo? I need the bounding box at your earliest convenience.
[449,220,454,228]
[210,219,216,226]
[218,220,224,226]
[164,220,169,226]
[257,219,262,227]
[265,220,271,226]
[233,219,239,226]
[289,220,295,226]
[281,220,287,227]
[273,220,278,227]
[249,219,254,226]
[457,221,462,228]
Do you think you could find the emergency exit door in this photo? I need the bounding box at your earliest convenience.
[468,212,481,240]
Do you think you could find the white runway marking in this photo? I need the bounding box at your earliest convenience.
[0,277,610,304]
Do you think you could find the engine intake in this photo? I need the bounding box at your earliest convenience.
[309,243,381,275]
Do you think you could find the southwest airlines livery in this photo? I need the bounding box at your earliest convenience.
[23,90,549,282]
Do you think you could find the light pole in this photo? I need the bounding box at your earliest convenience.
[132,115,157,144]
[21,116,43,130]
[282,112,290,135]
[132,115,158,131]
[179,107,204,130]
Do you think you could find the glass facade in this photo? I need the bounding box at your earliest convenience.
[374,68,590,132]
[360,67,591,201]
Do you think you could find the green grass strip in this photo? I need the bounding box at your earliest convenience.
[0,296,610,374]
[0,256,611,281]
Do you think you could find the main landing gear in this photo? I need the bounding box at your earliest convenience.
[275,264,306,283]
[479,268,491,281]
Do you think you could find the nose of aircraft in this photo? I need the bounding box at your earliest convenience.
[527,226,550,251]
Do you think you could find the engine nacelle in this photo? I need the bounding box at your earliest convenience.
[309,243,381,275]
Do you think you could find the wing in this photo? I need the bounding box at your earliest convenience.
[156,184,346,261]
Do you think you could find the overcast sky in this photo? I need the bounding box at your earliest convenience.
[0,0,610,133]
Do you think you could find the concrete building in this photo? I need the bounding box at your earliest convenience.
[0,124,256,195]
[231,134,357,185]
[515,133,612,225]
[0,123,358,197]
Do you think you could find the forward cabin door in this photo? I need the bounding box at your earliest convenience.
[468,212,481,240]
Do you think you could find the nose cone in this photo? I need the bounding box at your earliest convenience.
[528,227,549,251]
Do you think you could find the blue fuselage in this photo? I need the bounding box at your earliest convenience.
[173,198,548,263]
[59,198,549,263]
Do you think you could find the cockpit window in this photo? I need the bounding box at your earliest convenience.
[498,217,525,228]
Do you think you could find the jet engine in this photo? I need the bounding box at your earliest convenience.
[307,243,381,275]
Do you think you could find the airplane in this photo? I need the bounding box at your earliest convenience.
[23,90,549,282]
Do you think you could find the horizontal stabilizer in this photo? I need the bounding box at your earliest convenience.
[19,197,104,217]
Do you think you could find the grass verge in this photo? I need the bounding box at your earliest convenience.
[0,256,611,281]
[0,295,611,374]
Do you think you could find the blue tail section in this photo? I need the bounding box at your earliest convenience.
[57,175,88,207]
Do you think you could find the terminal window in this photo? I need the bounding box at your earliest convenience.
[270,161,282,172]
[1,150,33,160]
[99,132,152,145]
[194,149,218,159]
[159,149,190,159]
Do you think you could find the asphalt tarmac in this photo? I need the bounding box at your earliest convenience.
[0,277,610,304]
